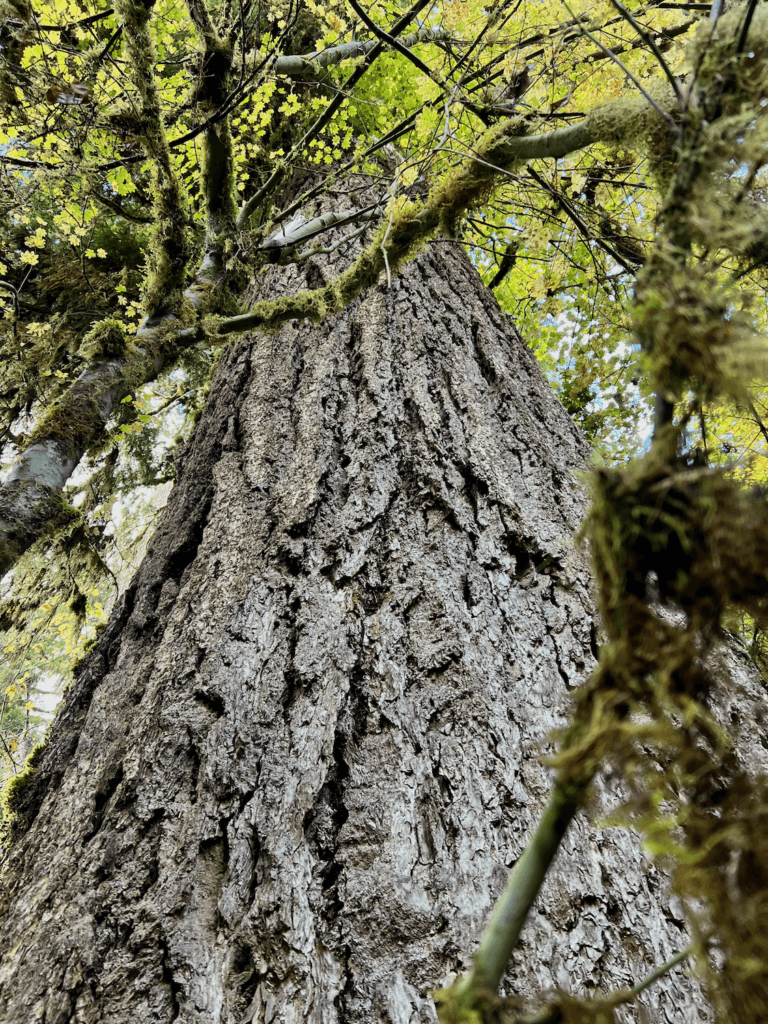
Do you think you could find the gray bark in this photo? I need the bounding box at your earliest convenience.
[272,26,449,77]
[0,242,753,1023]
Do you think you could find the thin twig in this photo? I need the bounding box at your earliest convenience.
[295,222,372,261]
[736,0,760,54]
[516,944,696,1024]
[237,0,435,227]
[526,163,643,272]
[748,400,768,449]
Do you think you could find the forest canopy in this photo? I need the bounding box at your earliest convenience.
[2,0,768,1019]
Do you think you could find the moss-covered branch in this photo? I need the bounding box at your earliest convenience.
[0,294,203,579]
[114,0,190,316]
[547,10,768,1020]
[0,92,677,581]
[183,0,237,244]
[221,97,675,336]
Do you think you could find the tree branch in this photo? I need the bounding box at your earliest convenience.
[515,944,696,1024]
[346,0,442,83]
[435,779,587,1021]
[113,0,190,316]
[606,0,684,104]
[526,163,644,273]
[469,780,584,994]
[260,202,383,254]
[272,25,448,77]
[0,258,221,579]
[0,95,670,578]
[182,0,237,245]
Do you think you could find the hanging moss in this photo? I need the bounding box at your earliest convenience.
[547,13,768,1013]
[689,5,768,117]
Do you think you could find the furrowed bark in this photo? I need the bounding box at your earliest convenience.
[460,779,586,1000]
[0,241,721,1024]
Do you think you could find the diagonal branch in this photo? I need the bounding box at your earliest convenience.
[346,0,442,82]
[260,202,384,254]
[435,778,587,1021]
[468,779,584,995]
[606,0,684,103]
[272,24,448,77]
[562,0,682,136]
[514,944,696,1024]
[526,163,644,272]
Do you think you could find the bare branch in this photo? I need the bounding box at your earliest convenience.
[272,25,448,76]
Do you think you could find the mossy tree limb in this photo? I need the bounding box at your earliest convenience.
[0,319,186,578]
[182,0,236,245]
[113,0,190,317]
[210,98,678,336]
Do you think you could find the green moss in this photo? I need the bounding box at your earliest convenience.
[632,246,768,404]
[69,619,108,678]
[0,482,83,579]
[586,89,680,187]
[689,5,768,115]
[23,375,117,456]
[78,318,135,363]
[1,736,48,841]
[113,0,190,318]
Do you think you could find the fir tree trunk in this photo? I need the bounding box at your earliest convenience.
[0,243,712,1023]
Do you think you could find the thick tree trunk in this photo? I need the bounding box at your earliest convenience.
[0,243,712,1022]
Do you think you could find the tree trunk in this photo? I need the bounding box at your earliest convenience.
[0,243,708,1023]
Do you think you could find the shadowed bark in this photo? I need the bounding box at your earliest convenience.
[0,243,725,1023]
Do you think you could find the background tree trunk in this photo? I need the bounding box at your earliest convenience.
[0,242,720,1023]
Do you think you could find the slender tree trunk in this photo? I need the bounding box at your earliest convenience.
[0,243,709,1023]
